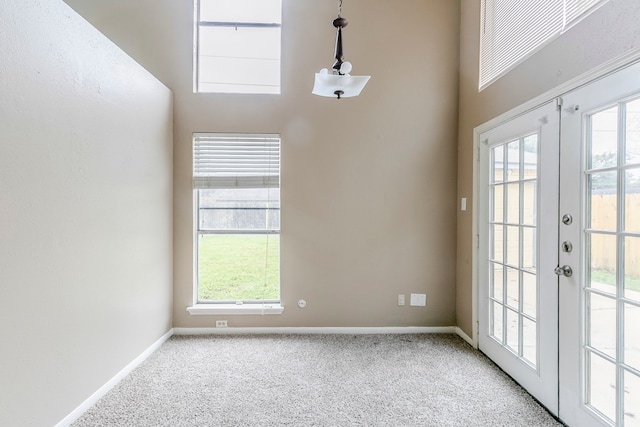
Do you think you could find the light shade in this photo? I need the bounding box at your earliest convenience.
[312,73,371,98]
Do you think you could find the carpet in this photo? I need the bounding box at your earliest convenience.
[72,333,562,426]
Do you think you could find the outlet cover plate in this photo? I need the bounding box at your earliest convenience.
[410,293,426,307]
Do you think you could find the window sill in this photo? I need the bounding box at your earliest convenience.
[186,304,284,316]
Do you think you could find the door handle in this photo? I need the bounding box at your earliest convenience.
[554,265,573,277]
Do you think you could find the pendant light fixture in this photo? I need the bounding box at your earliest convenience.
[312,0,370,99]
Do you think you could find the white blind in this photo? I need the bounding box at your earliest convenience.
[480,0,609,90]
[564,0,605,26]
[193,134,280,189]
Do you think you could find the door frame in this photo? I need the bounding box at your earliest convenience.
[472,47,640,352]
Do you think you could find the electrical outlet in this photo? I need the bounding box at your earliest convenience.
[398,294,405,306]
[216,320,228,328]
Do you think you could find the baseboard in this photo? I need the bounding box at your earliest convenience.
[55,328,174,427]
[454,326,476,348]
[56,325,475,425]
[173,326,459,335]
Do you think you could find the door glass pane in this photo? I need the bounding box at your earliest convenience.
[492,263,504,302]
[522,272,537,318]
[589,106,618,169]
[506,226,519,266]
[507,183,520,224]
[522,134,538,180]
[625,371,640,427]
[626,168,640,233]
[626,98,640,165]
[589,233,617,295]
[493,184,504,222]
[625,237,640,302]
[625,302,640,371]
[506,308,519,353]
[506,267,519,309]
[523,317,536,366]
[493,145,504,183]
[492,224,504,262]
[589,171,617,231]
[588,292,617,358]
[588,351,617,423]
[492,301,504,343]
[522,227,536,272]
[522,181,537,225]
[507,140,520,181]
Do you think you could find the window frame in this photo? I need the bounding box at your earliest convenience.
[192,133,281,308]
[193,0,282,94]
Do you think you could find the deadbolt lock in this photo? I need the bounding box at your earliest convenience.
[562,241,573,253]
[562,214,573,225]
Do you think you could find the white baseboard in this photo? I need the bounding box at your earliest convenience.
[55,329,174,427]
[57,325,476,425]
[173,326,459,335]
[454,326,476,348]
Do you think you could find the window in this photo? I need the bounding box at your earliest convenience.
[479,0,609,90]
[194,0,281,94]
[193,134,280,304]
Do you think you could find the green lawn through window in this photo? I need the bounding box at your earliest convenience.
[198,234,280,301]
[591,269,640,292]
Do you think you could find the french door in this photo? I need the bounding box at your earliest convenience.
[559,62,640,427]
[478,61,640,426]
[478,101,560,415]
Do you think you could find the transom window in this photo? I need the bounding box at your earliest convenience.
[193,134,280,303]
[194,0,281,94]
[479,0,609,90]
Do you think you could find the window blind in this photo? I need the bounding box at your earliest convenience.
[563,0,604,27]
[193,134,280,189]
[480,0,609,90]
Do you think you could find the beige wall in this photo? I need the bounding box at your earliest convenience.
[457,0,640,336]
[0,1,173,425]
[65,0,461,328]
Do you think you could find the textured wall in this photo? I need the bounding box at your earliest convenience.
[0,1,173,425]
[456,0,640,336]
[65,0,461,328]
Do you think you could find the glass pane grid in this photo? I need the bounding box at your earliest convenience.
[584,99,640,425]
[489,136,539,367]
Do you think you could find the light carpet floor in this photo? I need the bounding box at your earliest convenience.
[72,333,562,426]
